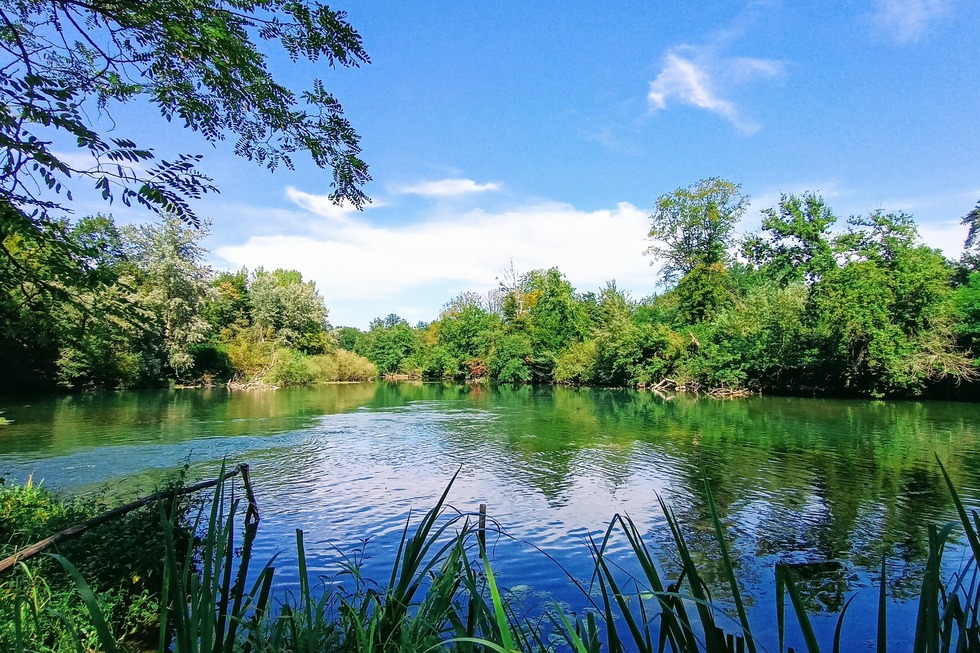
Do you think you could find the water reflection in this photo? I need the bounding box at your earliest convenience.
[2,383,979,646]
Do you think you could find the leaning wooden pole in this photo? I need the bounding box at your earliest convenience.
[0,463,257,574]
[478,503,487,557]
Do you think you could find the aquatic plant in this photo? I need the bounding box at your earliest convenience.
[7,457,980,651]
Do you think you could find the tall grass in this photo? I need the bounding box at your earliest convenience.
[9,456,980,651]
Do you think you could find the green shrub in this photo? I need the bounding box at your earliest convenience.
[331,349,377,381]
[267,348,319,386]
[0,475,193,652]
[554,340,598,384]
[270,348,378,385]
[223,325,277,382]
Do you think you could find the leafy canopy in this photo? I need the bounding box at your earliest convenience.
[0,0,370,229]
[645,177,747,283]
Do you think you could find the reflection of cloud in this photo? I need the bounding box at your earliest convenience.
[647,47,782,134]
[215,193,654,308]
[393,178,502,197]
[870,0,949,43]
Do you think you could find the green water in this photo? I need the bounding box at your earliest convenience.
[2,382,979,647]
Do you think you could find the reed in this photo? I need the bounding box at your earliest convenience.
[8,456,980,652]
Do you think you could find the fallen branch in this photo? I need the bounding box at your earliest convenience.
[0,463,258,574]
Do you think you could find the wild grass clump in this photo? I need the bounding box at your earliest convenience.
[0,474,193,652]
[7,457,980,652]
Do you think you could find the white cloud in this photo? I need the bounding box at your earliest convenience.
[393,178,503,197]
[215,192,656,326]
[284,186,372,223]
[647,47,782,134]
[870,0,950,43]
[918,219,966,256]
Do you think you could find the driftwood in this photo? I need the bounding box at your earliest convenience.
[646,378,753,398]
[706,387,753,398]
[0,463,258,575]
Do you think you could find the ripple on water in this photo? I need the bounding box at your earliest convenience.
[3,387,980,649]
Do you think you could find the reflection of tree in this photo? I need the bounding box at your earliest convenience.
[6,382,980,612]
[418,385,980,609]
[1,384,380,455]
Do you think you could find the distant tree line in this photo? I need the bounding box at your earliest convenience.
[342,180,980,398]
[0,214,375,394]
[4,178,980,398]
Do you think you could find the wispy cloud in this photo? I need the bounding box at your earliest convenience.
[580,124,645,156]
[870,0,950,43]
[647,46,783,134]
[284,186,368,223]
[392,178,503,197]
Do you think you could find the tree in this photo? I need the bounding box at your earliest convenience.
[53,215,148,389]
[646,178,746,324]
[435,297,501,378]
[743,192,838,285]
[359,315,417,375]
[249,268,329,352]
[0,0,370,306]
[809,211,972,395]
[204,269,250,331]
[499,267,590,381]
[645,178,747,283]
[124,215,212,379]
[960,199,980,270]
[0,213,133,391]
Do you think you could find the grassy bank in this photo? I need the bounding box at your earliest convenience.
[0,473,194,651]
[3,461,980,652]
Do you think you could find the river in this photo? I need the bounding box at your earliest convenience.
[2,382,979,649]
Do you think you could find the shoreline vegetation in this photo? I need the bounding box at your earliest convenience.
[6,182,980,401]
[3,460,980,652]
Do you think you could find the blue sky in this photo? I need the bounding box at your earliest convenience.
[66,0,980,328]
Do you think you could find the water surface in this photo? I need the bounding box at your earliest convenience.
[3,383,979,649]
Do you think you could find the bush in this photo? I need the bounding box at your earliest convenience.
[267,347,319,386]
[186,342,235,384]
[554,340,598,384]
[223,325,277,382]
[0,475,193,652]
[332,349,377,381]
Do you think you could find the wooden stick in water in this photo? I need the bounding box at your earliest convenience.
[478,503,487,557]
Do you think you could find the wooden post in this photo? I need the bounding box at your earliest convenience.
[478,503,487,557]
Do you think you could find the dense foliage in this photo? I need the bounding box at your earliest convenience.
[340,182,979,398]
[3,178,979,398]
[0,213,375,393]
[0,0,371,394]
[0,474,194,651]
